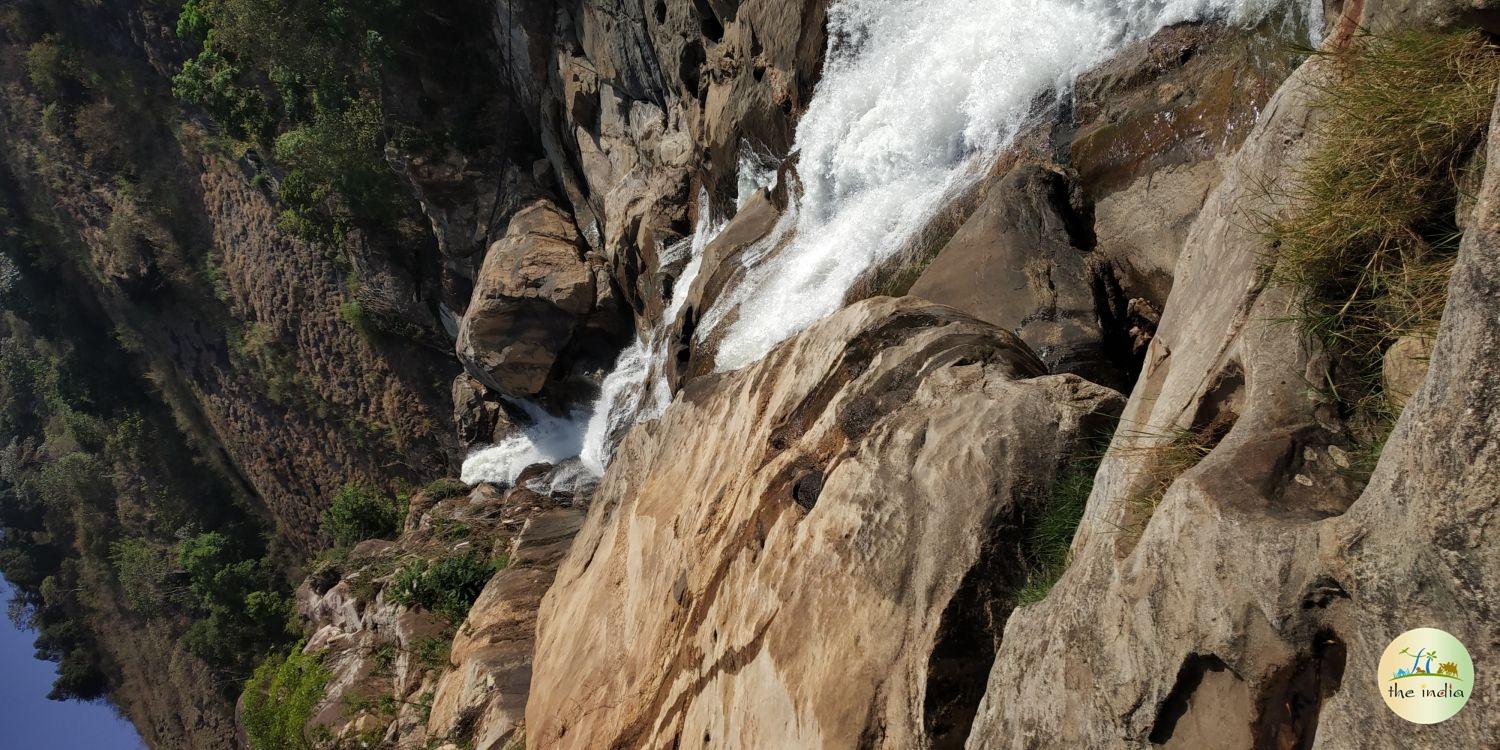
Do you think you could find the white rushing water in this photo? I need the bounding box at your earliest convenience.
[458,399,589,486]
[463,0,1287,486]
[702,0,1279,371]
[461,194,726,485]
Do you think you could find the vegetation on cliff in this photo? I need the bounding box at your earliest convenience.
[171,0,499,246]
[388,550,503,622]
[1269,28,1500,458]
[0,187,296,700]
[241,643,330,750]
[322,481,400,547]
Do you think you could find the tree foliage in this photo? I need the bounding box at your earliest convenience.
[321,481,399,547]
[170,0,417,244]
[241,642,329,750]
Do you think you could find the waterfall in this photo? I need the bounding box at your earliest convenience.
[577,200,725,474]
[463,0,1284,486]
[700,0,1278,372]
[461,193,726,486]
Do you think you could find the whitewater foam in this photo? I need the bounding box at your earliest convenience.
[705,0,1284,371]
[463,0,1295,484]
[458,399,588,485]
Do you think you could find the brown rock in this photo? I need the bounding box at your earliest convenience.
[967,34,1500,747]
[451,374,521,449]
[1072,22,1297,308]
[965,50,1345,750]
[456,199,596,397]
[526,297,1123,748]
[907,163,1112,384]
[1381,334,1433,410]
[666,187,783,387]
[426,508,584,750]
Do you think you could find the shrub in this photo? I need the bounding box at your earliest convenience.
[241,643,329,750]
[322,481,399,546]
[24,36,71,96]
[387,551,502,622]
[1267,29,1500,451]
[422,478,470,501]
[336,298,369,331]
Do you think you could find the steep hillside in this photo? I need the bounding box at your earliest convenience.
[1,0,1497,748]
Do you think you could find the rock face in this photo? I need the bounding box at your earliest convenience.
[963,50,1351,749]
[962,24,1500,748]
[295,482,582,750]
[907,163,1107,384]
[527,297,1124,748]
[7,0,1500,746]
[898,21,1296,394]
[427,508,583,750]
[456,199,601,398]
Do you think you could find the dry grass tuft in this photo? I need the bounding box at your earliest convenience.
[1121,423,1223,538]
[1268,28,1500,442]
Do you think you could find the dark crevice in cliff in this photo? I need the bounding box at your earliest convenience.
[1148,654,1239,744]
[692,0,727,42]
[921,516,1025,749]
[1253,631,1347,750]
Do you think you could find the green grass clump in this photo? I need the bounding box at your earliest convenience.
[241,643,329,750]
[415,633,453,670]
[388,551,505,622]
[1016,454,1100,605]
[1268,29,1500,445]
[1128,425,1220,526]
[422,477,471,501]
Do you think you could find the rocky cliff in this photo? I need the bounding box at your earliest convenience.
[1,0,1498,747]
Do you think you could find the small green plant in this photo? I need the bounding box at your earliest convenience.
[337,298,369,331]
[241,643,330,750]
[1266,28,1500,458]
[431,516,473,543]
[322,481,399,546]
[1016,453,1101,606]
[415,633,452,670]
[423,477,470,501]
[388,551,504,622]
[24,35,72,96]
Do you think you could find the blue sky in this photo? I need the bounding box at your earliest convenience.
[0,584,145,750]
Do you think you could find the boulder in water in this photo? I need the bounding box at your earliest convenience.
[456,199,599,398]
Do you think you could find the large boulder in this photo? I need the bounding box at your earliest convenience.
[526,297,1123,748]
[907,163,1109,385]
[456,199,599,398]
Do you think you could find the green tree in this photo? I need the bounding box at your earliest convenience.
[321,481,398,546]
[241,643,329,750]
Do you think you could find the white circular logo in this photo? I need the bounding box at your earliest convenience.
[1378,628,1473,724]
